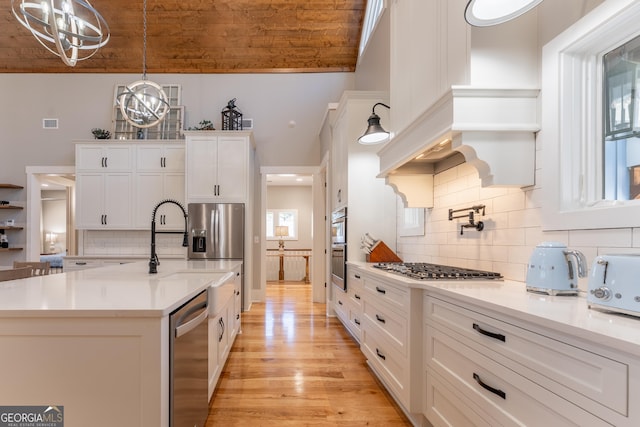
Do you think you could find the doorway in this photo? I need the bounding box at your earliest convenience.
[259,165,328,304]
[25,166,76,261]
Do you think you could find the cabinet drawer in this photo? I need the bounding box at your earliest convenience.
[364,276,407,310]
[347,270,364,308]
[347,307,362,340]
[363,297,407,356]
[333,286,348,320]
[426,325,613,427]
[425,370,498,427]
[425,296,628,416]
[361,323,408,406]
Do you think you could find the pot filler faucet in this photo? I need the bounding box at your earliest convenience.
[149,199,189,274]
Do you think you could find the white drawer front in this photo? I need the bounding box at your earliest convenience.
[426,325,613,427]
[425,296,628,416]
[333,286,348,320]
[348,285,363,309]
[361,323,408,406]
[363,297,407,356]
[348,267,364,289]
[348,307,362,340]
[425,370,499,427]
[364,276,407,311]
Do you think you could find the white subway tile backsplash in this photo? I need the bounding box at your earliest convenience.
[397,162,640,283]
[81,230,187,257]
[524,227,568,246]
[493,227,526,246]
[569,228,631,248]
[493,192,526,213]
[507,207,541,228]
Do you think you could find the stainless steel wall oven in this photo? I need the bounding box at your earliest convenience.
[331,207,347,291]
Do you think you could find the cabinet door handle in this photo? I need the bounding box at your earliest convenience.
[236,314,240,320]
[473,373,506,399]
[354,318,360,325]
[375,348,386,360]
[104,214,107,225]
[104,157,108,168]
[101,157,105,167]
[473,323,506,342]
[75,262,87,266]
[218,317,225,342]
[375,286,386,294]
[354,294,361,300]
[338,300,343,306]
[355,274,361,279]
[375,314,385,324]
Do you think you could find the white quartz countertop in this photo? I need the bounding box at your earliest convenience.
[0,260,241,318]
[350,261,640,357]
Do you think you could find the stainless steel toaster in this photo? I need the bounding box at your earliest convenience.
[588,254,640,317]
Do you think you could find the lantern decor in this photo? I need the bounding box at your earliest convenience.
[221,98,243,130]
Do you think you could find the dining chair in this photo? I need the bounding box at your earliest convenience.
[13,261,51,276]
[0,266,34,282]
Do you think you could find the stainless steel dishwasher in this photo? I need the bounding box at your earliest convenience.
[170,289,209,427]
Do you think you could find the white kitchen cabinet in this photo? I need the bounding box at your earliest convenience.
[230,267,242,338]
[75,141,185,230]
[423,294,631,427]
[333,267,364,342]
[207,267,242,401]
[75,172,132,229]
[350,265,423,418]
[185,131,253,203]
[135,143,184,172]
[134,172,185,229]
[76,144,133,171]
[76,143,134,229]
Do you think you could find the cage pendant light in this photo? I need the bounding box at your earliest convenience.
[11,0,110,67]
[117,0,169,129]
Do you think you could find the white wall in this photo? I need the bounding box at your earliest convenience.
[0,72,355,188]
[266,185,313,250]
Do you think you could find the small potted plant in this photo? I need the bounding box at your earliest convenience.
[91,128,112,139]
[188,120,215,130]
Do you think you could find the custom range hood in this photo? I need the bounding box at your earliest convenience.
[378,86,540,208]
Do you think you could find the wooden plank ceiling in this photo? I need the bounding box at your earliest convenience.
[0,0,366,73]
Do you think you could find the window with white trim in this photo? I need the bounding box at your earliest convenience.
[359,0,385,57]
[541,1,640,230]
[266,209,298,240]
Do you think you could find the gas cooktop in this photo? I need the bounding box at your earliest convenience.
[372,262,502,281]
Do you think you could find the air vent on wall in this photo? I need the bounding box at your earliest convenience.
[242,118,253,129]
[43,118,58,129]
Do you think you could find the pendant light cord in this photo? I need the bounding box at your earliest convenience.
[142,0,148,80]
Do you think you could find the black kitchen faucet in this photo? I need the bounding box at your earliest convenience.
[149,199,189,274]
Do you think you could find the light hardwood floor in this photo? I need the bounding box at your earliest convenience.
[207,281,413,426]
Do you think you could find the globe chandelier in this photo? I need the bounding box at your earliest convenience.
[11,0,110,67]
[117,0,170,129]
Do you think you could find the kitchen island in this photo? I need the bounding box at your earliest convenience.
[0,259,241,427]
[344,261,640,427]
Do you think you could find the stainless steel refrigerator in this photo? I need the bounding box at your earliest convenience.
[187,202,244,305]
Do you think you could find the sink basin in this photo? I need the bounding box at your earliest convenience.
[209,281,234,317]
[160,270,235,316]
